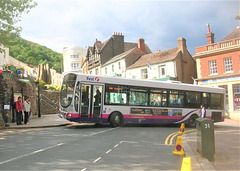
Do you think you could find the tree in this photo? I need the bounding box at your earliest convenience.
[0,0,37,51]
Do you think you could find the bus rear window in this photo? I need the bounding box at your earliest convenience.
[60,74,77,107]
[210,93,223,109]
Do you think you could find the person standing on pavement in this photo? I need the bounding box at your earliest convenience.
[200,104,206,118]
[16,96,23,125]
[23,96,31,124]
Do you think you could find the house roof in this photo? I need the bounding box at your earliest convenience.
[222,27,240,41]
[102,47,146,66]
[127,47,179,69]
[103,48,136,66]
[124,42,152,53]
[88,37,152,55]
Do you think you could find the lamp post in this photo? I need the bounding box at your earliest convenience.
[36,81,41,117]
[11,87,15,123]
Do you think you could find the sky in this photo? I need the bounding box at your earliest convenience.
[18,0,239,54]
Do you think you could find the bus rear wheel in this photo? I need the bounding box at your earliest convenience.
[188,114,199,127]
[109,112,123,127]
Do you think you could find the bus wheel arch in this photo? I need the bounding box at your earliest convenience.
[188,114,199,128]
[109,111,124,127]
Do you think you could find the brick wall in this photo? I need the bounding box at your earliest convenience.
[200,51,240,77]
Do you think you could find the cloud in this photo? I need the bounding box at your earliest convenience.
[18,0,239,54]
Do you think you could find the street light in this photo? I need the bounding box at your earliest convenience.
[32,80,41,118]
[36,81,41,117]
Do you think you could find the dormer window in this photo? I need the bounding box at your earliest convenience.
[94,52,99,62]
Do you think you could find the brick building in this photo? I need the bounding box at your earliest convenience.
[193,25,240,120]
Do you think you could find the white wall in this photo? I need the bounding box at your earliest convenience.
[126,61,176,80]
[102,59,126,77]
[63,46,87,74]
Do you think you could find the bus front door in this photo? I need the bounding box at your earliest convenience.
[80,84,103,121]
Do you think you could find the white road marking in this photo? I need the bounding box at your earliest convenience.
[114,144,119,148]
[106,149,112,154]
[81,168,87,171]
[87,128,118,137]
[0,143,64,165]
[93,157,101,163]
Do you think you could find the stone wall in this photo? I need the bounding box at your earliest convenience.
[0,72,37,122]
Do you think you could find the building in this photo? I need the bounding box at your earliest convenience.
[86,32,151,75]
[101,39,147,77]
[63,46,87,74]
[9,56,37,77]
[50,68,62,87]
[126,37,197,84]
[81,56,88,74]
[193,25,240,120]
[0,46,10,70]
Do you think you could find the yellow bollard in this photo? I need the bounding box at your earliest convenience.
[181,157,192,171]
[172,136,185,156]
[178,123,185,135]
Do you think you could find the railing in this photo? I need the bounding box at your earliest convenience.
[197,38,240,54]
[220,41,232,48]
[40,94,58,113]
[207,44,217,51]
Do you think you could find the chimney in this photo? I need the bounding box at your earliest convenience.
[206,24,215,45]
[138,38,145,52]
[177,37,187,53]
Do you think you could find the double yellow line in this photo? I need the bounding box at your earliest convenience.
[164,129,196,145]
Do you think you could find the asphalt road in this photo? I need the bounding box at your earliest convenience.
[0,124,187,171]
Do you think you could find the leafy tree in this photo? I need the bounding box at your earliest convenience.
[0,0,37,51]
[8,36,63,72]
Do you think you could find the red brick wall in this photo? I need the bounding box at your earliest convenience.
[200,51,240,78]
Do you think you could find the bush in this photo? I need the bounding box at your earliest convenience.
[45,84,56,90]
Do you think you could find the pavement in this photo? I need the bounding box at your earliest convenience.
[0,114,239,171]
[0,114,71,129]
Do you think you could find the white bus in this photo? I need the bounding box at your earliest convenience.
[58,73,225,127]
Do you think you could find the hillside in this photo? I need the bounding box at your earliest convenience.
[8,36,63,73]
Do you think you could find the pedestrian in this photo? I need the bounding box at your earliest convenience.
[200,104,206,118]
[16,96,23,125]
[23,96,31,124]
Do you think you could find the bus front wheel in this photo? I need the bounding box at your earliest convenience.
[189,114,199,127]
[109,112,123,127]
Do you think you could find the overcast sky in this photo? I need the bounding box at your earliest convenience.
[18,0,239,54]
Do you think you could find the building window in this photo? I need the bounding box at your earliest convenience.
[233,84,240,111]
[224,58,233,73]
[158,65,166,78]
[141,69,148,79]
[94,53,99,62]
[95,68,99,75]
[209,60,217,75]
[71,63,79,71]
[112,64,114,73]
[71,55,79,58]
[118,62,121,70]
[105,67,107,75]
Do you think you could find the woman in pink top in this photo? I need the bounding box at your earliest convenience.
[16,96,23,125]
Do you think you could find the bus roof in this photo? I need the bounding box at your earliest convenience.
[67,72,225,94]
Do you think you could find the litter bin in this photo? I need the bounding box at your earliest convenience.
[196,118,215,161]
